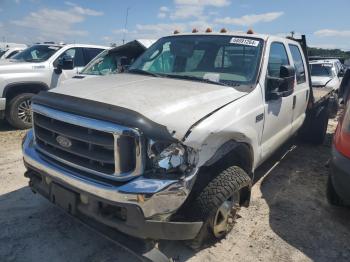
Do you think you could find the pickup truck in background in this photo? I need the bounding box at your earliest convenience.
[0,46,27,60]
[310,59,344,91]
[76,39,156,77]
[0,43,108,129]
[22,32,335,248]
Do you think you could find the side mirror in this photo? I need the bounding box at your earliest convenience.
[338,69,345,77]
[266,65,295,100]
[55,55,74,74]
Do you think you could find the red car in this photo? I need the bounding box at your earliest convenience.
[328,97,350,205]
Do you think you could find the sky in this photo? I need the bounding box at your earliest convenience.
[0,0,349,50]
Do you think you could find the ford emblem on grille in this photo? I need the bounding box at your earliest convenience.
[56,135,72,148]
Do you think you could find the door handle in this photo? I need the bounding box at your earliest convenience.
[293,95,296,109]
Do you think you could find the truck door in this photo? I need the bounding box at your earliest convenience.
[50,48,85,88]
[260,41,294,160]
[288,44,309,134]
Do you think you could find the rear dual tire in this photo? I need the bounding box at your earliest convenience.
[299,106,329,145]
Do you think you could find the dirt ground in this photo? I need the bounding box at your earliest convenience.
[1,115,350,262]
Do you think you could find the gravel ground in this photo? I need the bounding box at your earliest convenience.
[1,115,350,262]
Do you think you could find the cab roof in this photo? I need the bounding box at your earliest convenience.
[162,31,270,41]
[33,43,109,49]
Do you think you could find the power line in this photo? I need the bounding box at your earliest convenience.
[122,7,130,44]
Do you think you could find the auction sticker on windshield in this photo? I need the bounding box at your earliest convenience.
[230,37,259,47]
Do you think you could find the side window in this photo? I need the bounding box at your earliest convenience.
[84,48,104,64]
[268,42,289,77]
[289,44,306,84]
[54,48,85,68]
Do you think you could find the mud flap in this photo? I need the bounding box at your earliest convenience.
[50,183,78,215]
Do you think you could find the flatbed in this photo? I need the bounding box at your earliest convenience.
[312,87,334,105]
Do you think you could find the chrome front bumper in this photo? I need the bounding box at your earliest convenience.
[23,130,197,218]
[0,97,5,110]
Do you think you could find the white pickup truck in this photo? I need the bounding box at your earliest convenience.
[0,43,108,129]
[22,32,335,248]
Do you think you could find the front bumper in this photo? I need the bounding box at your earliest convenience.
[330,146,350,203]
[23,130,202,240]
[0,97,5,119]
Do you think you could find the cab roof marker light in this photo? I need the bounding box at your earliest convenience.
[192,28,199,33]
[205,28,212,33]
[247,28,254,34]
[220,28,227,33]
[173,29,180,34]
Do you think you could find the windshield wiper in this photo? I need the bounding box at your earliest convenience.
[127,68,161,77]
[162,74,230,87]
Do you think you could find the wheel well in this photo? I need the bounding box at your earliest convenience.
[203,141,254,176]
[181,142,254,212]
[3,83,48,102]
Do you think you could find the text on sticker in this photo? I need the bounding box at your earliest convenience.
[230,37,259,47]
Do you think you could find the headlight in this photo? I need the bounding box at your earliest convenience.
[148,141,197,173]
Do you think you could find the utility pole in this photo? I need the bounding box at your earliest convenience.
[122,7,130,44]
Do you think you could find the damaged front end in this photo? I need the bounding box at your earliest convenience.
[22,92,203,240]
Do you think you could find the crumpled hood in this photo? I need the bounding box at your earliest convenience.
[312,76,332,87]
[52,73,248,140]
[0,59,45,74]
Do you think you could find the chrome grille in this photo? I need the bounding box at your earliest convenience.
[32,104,145,181]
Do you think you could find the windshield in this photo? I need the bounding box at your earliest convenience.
[311,64,334,77]
[81,50,127,75]
[11,45,61,62]
[129,35,263,86]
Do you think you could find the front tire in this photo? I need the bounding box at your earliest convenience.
[186,166,251,249]
[6,93,34,129]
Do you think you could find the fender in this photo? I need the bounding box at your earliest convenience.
[3,81,49,98]
[203,140,254,176]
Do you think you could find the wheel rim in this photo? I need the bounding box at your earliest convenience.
[212,192,239,238]
[17,99,32,124]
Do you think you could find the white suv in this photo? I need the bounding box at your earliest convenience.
[0,43,108,128]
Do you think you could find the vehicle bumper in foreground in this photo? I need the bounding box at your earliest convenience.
[22,130,202,240]
[0,98,5,119]
[330,146,350,204]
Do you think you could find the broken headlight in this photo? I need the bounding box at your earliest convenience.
[148,141,197,174]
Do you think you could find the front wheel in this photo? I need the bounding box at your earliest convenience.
[6,93,34,129]
[186,166,251,249]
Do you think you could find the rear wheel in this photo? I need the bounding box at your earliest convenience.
[186,166,251,249]
[6,93,34,129]
[299,106,329,145]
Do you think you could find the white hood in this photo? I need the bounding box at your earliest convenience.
[311,76,332,87]
[52,73,247,140]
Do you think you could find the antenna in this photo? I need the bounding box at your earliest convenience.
[122,7,130,44]
[290,31,295,38]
